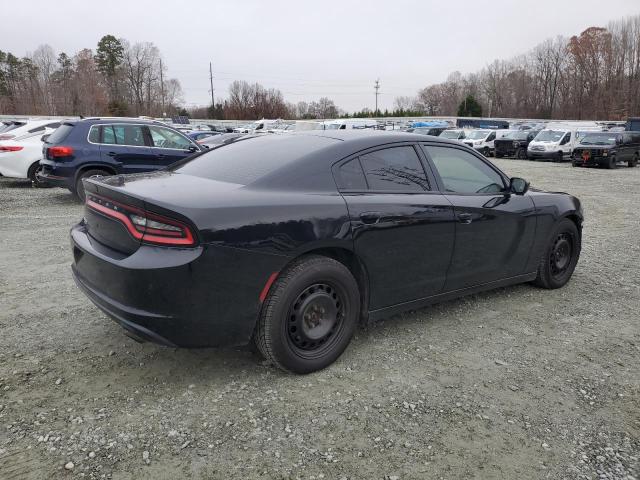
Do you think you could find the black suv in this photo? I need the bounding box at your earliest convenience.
[38,118,203,200]
[494,130,540,159]
[572,132,640,169]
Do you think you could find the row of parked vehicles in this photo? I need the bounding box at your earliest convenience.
[0,116,637,201]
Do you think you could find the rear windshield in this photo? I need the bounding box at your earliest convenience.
[46,123,74,144]
[171,134,336,185]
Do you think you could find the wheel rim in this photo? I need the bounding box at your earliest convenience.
[549,233,573,279]
[286,283,345,357]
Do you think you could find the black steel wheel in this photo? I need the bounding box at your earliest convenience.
[628,153,638,168]
[482,147,490,157]
[255,255,360,373]
[604,155,616,169]
[533,219,581,289]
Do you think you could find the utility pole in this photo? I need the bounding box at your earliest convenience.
[374,78,380,116]
[159,58,165,117]
[209,62,215,118]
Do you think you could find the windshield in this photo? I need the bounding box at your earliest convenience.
[534,130,565,142]
[503,131,529,140]
[465,130,489,140]
[440,130,461,139]
[580,133,618,145]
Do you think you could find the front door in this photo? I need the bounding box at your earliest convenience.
[422,144,536,292]
[147,125,199,166]
[335,144,456,310]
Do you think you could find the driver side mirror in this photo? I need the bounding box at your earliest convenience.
[509,177,529,195]
[187,145,198,153]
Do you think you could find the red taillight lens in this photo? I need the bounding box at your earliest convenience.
[0,146,23,152]
[86,194,196,247]
[48,146,74,158]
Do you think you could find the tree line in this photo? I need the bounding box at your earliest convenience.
[2,13,640,121]
[396,14,640,120]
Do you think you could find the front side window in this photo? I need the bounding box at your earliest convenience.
[149,126,193,149]
[424,145,505,194]
[359,146,429,192]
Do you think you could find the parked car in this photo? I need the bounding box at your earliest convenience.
[322,119,377,130]
[494,130,541,159]
[462,129,510,156]
[0,119,62,141]
[456,118,510,129]
[38,118,203,200]
[0,127,57,185]
[439,129,466,140]
[405,127,448,136]
[527,126,601,162]
[198,132,246,148]
[187,131,220,141]
[571,132,640,168]
[70,131,583,373]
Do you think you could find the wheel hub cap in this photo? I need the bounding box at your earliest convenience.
[288,283,343,351]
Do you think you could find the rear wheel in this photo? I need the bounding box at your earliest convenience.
[532,219,580,289]
[75,169,109,202]
[255,255,360,374]
[628,153,638,167]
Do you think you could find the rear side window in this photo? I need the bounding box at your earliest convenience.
[359,146,430,192]
[101,125,146,146]
[335,158,367,190]
[46,123,74,143]
[88,126,100,143]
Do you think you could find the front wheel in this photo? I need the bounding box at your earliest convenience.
[628,153,638,167]
[482,147,490,157]
[255,255,360,374]
[604,156,617,169]
[516,148,527,160]
[532,219,581,289]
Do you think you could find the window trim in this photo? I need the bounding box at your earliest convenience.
[420,142,510,196]
[332,142,437,194]
[87,123,153,149]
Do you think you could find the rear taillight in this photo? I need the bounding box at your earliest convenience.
[86,194,196,247]
[0,146,23,152]
[48,146,74,158]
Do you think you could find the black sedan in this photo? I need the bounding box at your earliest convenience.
[71,131,583,373]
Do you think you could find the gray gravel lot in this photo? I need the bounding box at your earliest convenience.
[0,159,638,479]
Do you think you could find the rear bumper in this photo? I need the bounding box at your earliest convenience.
[38,160,74,188]
[70,222,284,348]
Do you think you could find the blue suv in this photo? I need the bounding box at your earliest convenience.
[39,118,203,200]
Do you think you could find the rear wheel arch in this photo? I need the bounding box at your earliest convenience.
[74,164,116,182]
[273,247,370,324]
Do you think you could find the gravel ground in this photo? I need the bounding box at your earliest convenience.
[0,159,638,480]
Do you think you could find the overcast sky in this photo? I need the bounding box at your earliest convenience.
[3,0,639,112]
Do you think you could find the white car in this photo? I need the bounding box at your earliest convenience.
[0,119,62,141]
[461,129,511,156]
[0,128,56,186]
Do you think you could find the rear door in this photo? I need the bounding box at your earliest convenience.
[422,144,536,291]
[147,125,199,166]
[98,124,156,174]
[336,144,456,310]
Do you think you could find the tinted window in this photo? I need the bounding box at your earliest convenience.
[149,126,193,149]
[359,146,429,192]
[101,124,146,146]
[46,123,74,143]
[172,134,337,185]
[335,158,367,190]
[424,146,505,194]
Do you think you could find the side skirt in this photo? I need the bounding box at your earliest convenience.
[368,272,538,322]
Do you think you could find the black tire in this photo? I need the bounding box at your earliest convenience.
[532,219,581,289]
[480,147,489,157]
[628,153,638,168]
[554,152,563,162]
[75,169,109,201]
[516,148,527,160]
[604,155,616,169]
[255,255,360,374]
[27,161,50,188]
